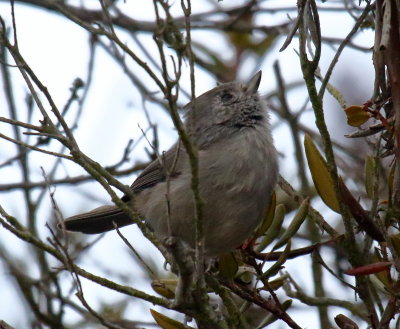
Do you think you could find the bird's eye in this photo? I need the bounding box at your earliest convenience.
[220,91,233,102]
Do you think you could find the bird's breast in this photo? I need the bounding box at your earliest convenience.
[199,127,277,195]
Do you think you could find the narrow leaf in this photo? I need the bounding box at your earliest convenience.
[390,234,400,254]
[364,156,376,198]
[151,279,177,299]
[150,309,193,329]
[219,252,238,280]
[262,240,291,279]
[372,248,391,286]
[264,277,286,291]
[258,238,336,261]
[255,192,276,237]
[388,163,395,204]
[344,262,392,276]
[272,198,309,250]
[236,266,255,284]
[304,134,340,212]
[256,204,286,252]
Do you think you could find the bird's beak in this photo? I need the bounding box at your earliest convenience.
[246,71,262,95]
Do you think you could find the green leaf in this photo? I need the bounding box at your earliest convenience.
[373,247,391,287]
[236,267,255,284]
[364,156,377,198]
[262,276,286,291]
[219,252,238,280]
[151,279,177,299]
[150,309,193,329]
[390,234,400,254]
[344,105,371,127]
[388,163,395,203]
[272,198,309,250]
[255,192,276,237]
[256,204,286,252]
[304,134,340,212]
[262,240,291,279]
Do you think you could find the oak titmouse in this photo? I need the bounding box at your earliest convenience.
[61,71,278,256]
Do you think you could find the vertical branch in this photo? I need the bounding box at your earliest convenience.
[372,0,387,98]
[181,0,205,284]
[273,61,309,191]
[1,8,61,320]
[152,2,222,328]
[1,3,37,232]
[298,1,354,242]
[298,2,381,327]
[275,57,329,327]
[318,2,373,100]
[179,2,221,327]
[152,0,205,269]
[380,1,400,207]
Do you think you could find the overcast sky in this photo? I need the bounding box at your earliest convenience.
[0,1,375,328]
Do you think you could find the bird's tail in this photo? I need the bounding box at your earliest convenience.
[59,205,133,234]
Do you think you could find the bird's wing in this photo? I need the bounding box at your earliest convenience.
[61,145,182,234]
[126,144,182,195]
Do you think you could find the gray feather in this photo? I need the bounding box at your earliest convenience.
[60,205,131,234]
[60,71,279,256]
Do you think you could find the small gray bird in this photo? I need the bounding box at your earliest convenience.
[61,71,278,256]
